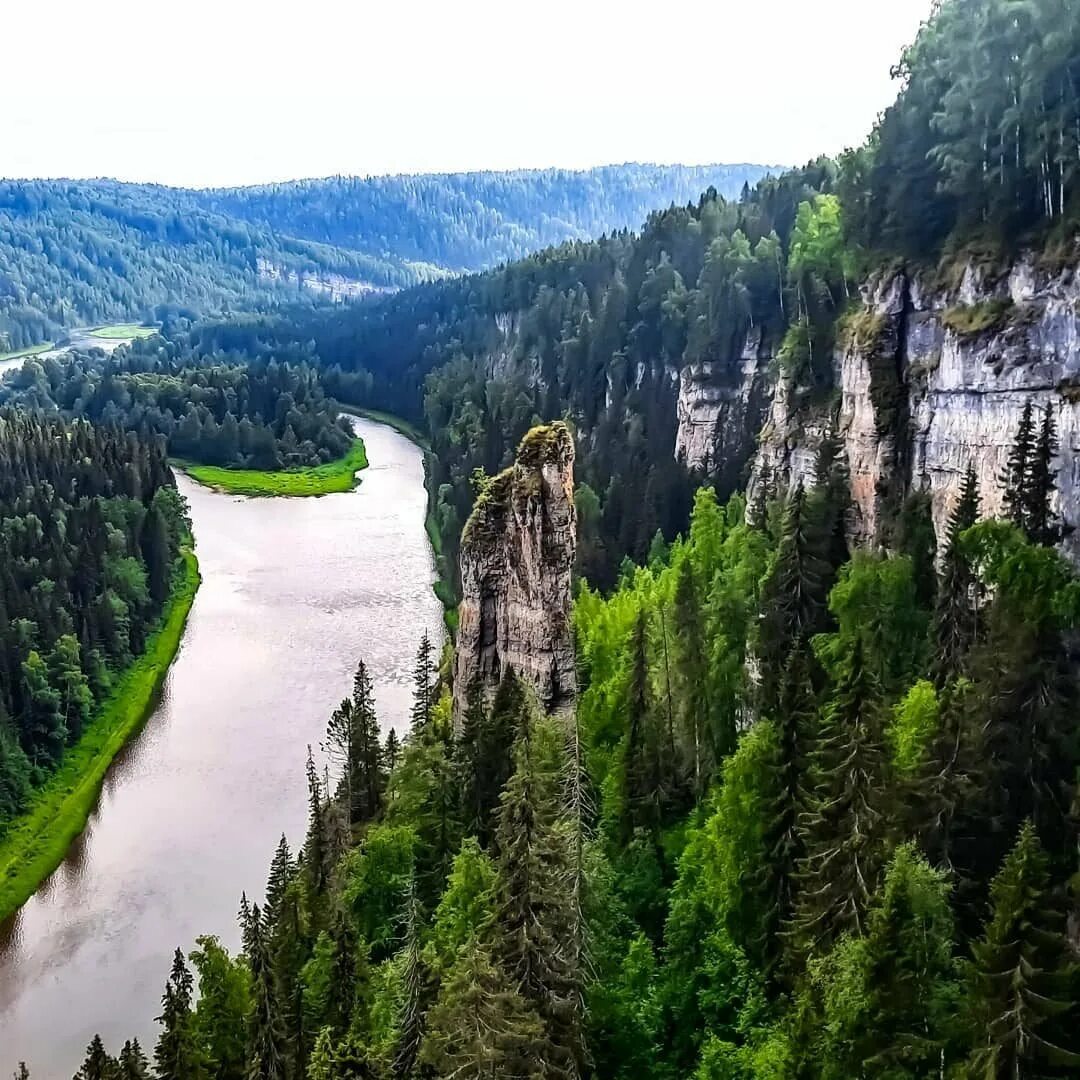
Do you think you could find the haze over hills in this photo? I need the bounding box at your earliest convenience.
[0,163,774,354]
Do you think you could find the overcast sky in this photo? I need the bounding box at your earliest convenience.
[5,0,936,188]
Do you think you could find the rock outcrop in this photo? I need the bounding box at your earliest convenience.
[452,422,577,727]
[749,256,1080,557]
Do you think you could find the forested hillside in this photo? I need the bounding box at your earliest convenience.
[0,164,772,356]
[200,165,776,273]
[0,413,188,832]
[0,342,355,471]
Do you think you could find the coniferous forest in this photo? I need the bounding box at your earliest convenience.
[0,412,188,832]
[7,0,1080,1077]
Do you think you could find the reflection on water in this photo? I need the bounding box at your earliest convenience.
[0,418,442,1076]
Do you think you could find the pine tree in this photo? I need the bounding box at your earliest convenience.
[791,639,888,958]
[1002,400,1036,531]
[409,632,436,738]
[964,822,1080,1076]
[153,949,205,1080]
[931,465,981,686]
[245,904,288,1080]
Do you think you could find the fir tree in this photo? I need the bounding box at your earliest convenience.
[153,948,205,1080]
[384,729,400,777]
[964,822,1080,1076]
[673,556,718,790]
[350,660,384,826]
[263,835,294,931]
[622,607,664,836]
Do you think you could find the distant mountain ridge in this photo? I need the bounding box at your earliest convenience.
[0,164,776,353]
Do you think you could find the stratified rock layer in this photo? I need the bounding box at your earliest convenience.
[452,422,577,726]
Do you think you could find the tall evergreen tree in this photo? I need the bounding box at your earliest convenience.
[495,719,583,1077]
[153,949,205,1080]
[73,1035,117,1080]
[791,639,888,958]
[391,878,429,1079]
[117,1042,150,1080]
[1002,400,1036,532]
[931,465,981,686]
[1027,405,1061,546]
[964,822,1080,1076]
[244,904,288,1080]
[409,632,436,738]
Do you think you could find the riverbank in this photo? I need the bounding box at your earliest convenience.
[0,550,201,925]
[178,438,368,497]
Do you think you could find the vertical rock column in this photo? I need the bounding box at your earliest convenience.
[452,422,577,728]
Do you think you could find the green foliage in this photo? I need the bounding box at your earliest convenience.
[887,680,939,774]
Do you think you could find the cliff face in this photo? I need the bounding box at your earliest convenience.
[452,422,577,726]
[679,253,1080,560]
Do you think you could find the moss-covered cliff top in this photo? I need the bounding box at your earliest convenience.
[461,422,574,548]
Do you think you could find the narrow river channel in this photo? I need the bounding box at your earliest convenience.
[0,417,443,1076]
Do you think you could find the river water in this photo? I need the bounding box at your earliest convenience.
[0,417,442,1076]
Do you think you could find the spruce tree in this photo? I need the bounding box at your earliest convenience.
[409,632,436,738]
[117,1040,150,1080]
[418,941,545,1080]
[304,747,328,898]
[1026,405,1061,546]
[350,660,384,826]
[263,835,293,931]
[73,1035,117,1080]
[153,948,205,1080]
[791,639,888,958]
[1002,400,1036,532]
[931,465,980,686]
[622,607,663,836]
[391,878,429,1079]
[758,636,816,981]
[756,483,831,720]
[495,718,583,1078]
[673,556,718,790]
[383,729,400,777]
[245,904,288,1080]
[964,822,1080,1076]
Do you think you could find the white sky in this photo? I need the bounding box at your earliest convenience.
[4,0,936,188]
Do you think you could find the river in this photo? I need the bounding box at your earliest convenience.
[0,417,443,1077]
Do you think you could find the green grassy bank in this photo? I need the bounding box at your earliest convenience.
[88,323,158,340]
[0,549,201,924]
[0,341,53,364]
[180,438,368,497]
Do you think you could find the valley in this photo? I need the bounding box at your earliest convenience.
[0,417,442,1076]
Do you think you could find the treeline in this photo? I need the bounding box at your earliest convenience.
[0,166,776,355]
[0,412,188,833]
[0,343,354,471]
[49,407,1080,1080]
[842,0,1080,259]
[200,164,776,273]
[0,180,431,354]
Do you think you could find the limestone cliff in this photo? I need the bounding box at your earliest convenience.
[452,422,577,726]
[746,255,1080,559]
